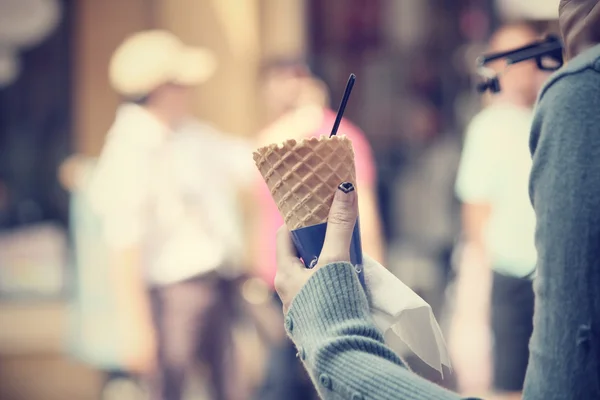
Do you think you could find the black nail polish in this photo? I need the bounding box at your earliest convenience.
[338,182,355,193]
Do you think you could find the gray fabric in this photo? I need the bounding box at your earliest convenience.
[286,262,463,400]
[524,44,600,399]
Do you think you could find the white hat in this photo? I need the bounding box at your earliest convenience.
[109,30,217,98]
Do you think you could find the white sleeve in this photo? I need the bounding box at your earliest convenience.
[455,113,499,203]
[88,135,149,249]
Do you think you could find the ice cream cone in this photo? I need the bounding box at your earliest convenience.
[254,134,364,280]
[253,135,357,230]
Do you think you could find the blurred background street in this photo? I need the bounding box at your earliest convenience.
[0,0,559,399]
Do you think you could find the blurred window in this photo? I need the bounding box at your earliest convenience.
[0,0,71,300]
[0,0,71,230]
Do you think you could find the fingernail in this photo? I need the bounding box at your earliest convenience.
[335,182,356,204]
[338,182,355,193]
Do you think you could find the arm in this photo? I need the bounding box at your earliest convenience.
[88,138,155,373]
[453,113,497,318]
[454,203,492,320]
[448,204,493,394]
[109,246,156,372]
[523,68,600,399]
[286,262,462,400]
[461,203,490,251]
[450,113,497,392]
[103,208,156,373]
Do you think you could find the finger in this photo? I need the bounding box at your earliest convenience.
[276,225,303,271]
[319,182,358,265]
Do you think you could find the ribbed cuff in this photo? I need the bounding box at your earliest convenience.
[285,263,371,355]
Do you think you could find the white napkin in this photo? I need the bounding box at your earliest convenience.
[362,255,452,375]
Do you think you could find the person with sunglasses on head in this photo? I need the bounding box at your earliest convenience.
[450,23,549,399]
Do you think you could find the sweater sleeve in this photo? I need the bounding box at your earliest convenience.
[524,63,600,398]
[286,263,462,400]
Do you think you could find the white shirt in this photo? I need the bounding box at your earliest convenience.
[88,104,254,285]
[455,103,537,278]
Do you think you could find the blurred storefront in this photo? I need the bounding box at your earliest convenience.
[0,0,91,398]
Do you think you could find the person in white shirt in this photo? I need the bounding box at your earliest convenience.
[88,30,250,400]
[450,24,548,400]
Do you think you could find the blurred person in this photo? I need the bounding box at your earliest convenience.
[88,30,249,400]
[259,3,600,400]
[60,155,145,400]
[252,59,385,400]
[450,24,547,399]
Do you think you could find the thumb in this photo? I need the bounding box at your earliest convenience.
[318,182,358,266]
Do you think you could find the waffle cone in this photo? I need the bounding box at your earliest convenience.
[253,135,357,230]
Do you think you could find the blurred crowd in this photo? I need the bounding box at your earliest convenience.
[0,1,564,400]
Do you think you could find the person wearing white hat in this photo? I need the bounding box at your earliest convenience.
[88,30,249,400]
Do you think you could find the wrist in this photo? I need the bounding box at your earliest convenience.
[286,263,370,352]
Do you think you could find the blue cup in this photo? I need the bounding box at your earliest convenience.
[290,219,365,288]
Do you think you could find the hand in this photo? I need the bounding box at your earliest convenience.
[120,315,157,374]
[275,182,358,312]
